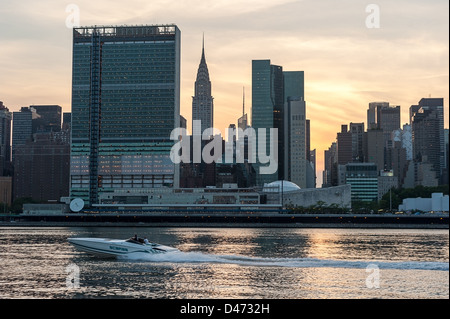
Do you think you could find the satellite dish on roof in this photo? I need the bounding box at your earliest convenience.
[70,198,85,212]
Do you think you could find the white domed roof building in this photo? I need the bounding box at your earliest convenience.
[263,180,301,193]
[261,180,351,209]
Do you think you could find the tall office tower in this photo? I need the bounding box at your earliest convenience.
[378,105,400,133]
[70,25,181,206]
[12,107,35,161]
[284,97,306,188]
[411,98,445,182]
[367,102,389,130]
[390,140,407,187]
[283,71,306,187]
[409,104,421,123]
[252,60,284,185]
[13,133,70,202]
[307,149,316,188]
[0,102,12,176]
[305,119,316,188]
[192,37,213,135]
[378,105,401,169]
[337,125,352,165]
[284,71,304,100]
[62,112,71,131]
[350,122,365,162]
[367,102,400,144]
[443,129,449,185]
[391,123,413,186]
[364,128,385,172]
[182,37,216,189]
[31,105,62,133]
[306,119,311,162]
[392,124,413,161]
[322,142,337,187]
[445,128,449,167]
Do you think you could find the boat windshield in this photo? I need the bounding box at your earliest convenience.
[126,238,145,245]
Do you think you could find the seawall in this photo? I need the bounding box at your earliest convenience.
[1,213,448,229]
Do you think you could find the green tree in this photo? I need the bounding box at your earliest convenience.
[11,197,39,214]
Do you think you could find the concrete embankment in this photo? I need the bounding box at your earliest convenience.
[1,213,448,229]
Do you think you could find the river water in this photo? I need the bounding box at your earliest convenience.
[0,227,448,299]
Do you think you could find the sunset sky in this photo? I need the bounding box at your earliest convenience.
[0,0,448,186]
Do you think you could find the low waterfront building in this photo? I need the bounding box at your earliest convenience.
[263,181,351,209]
[97,185,263,209]
[20,183,352,214]
[23,203,70,215]
[91,182,352,211]
[398,193,449,212]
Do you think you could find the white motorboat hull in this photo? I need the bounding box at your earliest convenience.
[68,237,178,257]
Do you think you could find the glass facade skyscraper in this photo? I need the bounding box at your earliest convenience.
[412,98,445,183]
[70,25,181,206]
[251,60,284,186]
[0,102,12,176]
[31,105,62,133]
[252,62,308,187]
[283,71,307,188]
[12,107,34,161]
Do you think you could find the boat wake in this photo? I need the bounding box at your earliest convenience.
[119,250,449,271]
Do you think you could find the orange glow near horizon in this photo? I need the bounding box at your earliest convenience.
[1,0,448,186]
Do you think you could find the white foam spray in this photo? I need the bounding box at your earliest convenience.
[119,251,449,271]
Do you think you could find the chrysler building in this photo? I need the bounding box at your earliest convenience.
[192,36,214,134]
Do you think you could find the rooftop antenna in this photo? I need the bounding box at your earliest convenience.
[243,86,245,116]
[200,32,206,62]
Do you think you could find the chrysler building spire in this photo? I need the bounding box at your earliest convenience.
[192,35,214,133]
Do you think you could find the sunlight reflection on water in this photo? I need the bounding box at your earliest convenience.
[0,227,448,298]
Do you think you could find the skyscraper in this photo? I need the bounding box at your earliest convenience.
[378,105,400,134]
[0,102,12,176]
[322,142,337,187]
[62,112,71,131]
[364,128,385,172]
[337,124,353,165]
[251,60,284,186]
[13,133,70,202]
[350,122,365,163]
[411,98,445,183]
[283,71,307,188]
[70,25,181,206]
[192,36,213,134]
[252,62,309,186]
[31,105,62,133]
[367,102,389,130]
[284,97,306,188]
[367,102,400,141]
[12,107,34,161]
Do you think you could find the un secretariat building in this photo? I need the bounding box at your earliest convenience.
[70,25,181,207]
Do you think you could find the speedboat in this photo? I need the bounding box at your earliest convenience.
[68,237,178,258]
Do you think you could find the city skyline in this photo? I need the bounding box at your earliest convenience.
[0,0,448,187]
